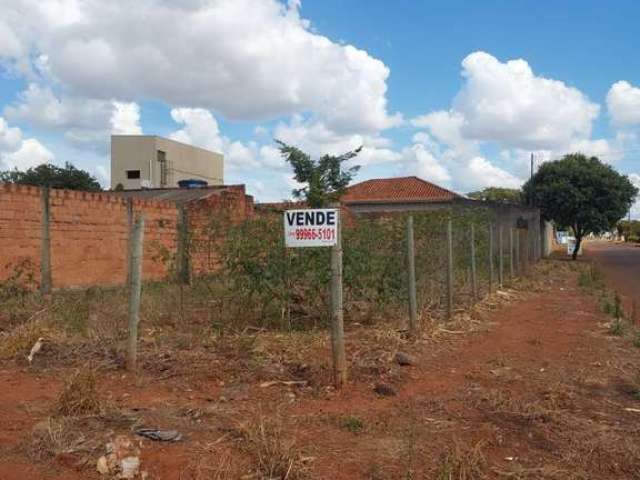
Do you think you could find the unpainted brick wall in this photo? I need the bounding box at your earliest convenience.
[187,185,254,274]
[0,183,179,289]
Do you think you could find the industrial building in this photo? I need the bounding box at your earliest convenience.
[110,135,224,190]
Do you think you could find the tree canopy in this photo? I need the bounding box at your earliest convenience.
[467,187,523,204]
[522,153,638,259]
[617,219,640,243]
[0,163,102,191]
[277,140,361,208]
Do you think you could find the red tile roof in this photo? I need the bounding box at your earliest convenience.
[341,176,460,203]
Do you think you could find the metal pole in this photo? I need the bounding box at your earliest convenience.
[406,215,417,334]
[330,208,347,388]
[127,214,145,372]
[40,187,52,295]
[470,224,478,301]
[446,219,454,321]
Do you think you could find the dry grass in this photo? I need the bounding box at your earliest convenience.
[28,416,87,461]
[435,440,487,480]
[473,389,552,424]
[0,316,54,359]
[55,367,101,417]
[238,414,309,480]
[493,464,578,479]
[180,449,243,480]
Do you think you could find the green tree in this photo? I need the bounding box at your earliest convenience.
[276,141,361,207]
[617,219,640,242]
[0,162,102,191]
[523,154,638,259]
[467,187,523,204]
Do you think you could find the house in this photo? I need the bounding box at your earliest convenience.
[341,176,462,214]
[255,176,463,214]
[110,135,224,190]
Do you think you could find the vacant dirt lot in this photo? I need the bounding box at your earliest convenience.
[1,255,639,479]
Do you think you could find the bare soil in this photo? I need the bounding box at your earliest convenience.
[1,255,640,479]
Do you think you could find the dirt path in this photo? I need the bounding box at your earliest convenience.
[586,240,640,322]
[1,260,639,479]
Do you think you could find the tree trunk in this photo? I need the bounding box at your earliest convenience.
[572,234,582,260]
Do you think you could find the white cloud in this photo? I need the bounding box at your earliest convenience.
[274,116,400,167]
[94,164,110,185]
[1,133,54,170]
[407,52,622,192]
[0,117,22,152]
[170,107,267,171]
[0,0,398,133]
[464,156,521,190]
[607,81,640,128]
[441,52,599,150]
[5,84,143,145]
[110,101,142,135]
[399,144,451,185]
[0,116,54,170]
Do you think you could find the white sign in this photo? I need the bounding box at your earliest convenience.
[284,209,339,248]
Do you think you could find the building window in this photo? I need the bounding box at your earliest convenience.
[126,170,141,179]
[157,150,167,187]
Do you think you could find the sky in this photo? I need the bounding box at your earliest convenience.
[0,0,639,215]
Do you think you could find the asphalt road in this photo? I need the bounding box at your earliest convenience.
[585,240,640,321]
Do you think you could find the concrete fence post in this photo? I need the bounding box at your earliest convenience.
[127,214,145,372]
[177,206,191,284]
[515,229,520,276]
[126,198,133,286]
[406,215,418,334]
[489,223,495,293]
[470,224,478,302]
[509,228,514,280]
[330,207,347,389]
[498,225,504,288]
[446,218,454,321]
[40,187,52,295]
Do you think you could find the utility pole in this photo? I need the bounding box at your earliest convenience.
[530,153,534,181]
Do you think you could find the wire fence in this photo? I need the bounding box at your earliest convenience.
[188,203,542,331]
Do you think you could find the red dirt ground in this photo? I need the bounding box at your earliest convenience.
[1,255,639,479]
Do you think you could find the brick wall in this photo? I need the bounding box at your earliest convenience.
[187,185,254,274]
[0,183,179,289]
[0,183,255,289]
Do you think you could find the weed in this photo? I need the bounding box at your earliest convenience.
[55,367,101,416]
[239,415,308,479]
[0,258,36,301]
[27,417,86,460]
[0,317,53,359]
[340,415,364,434]
[608,318,625,336]
[613,292,624,320]
[435,441,486,480]
[632,330,640,348]
[367,464,389,480]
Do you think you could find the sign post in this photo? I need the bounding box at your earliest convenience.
[284,208,345,388]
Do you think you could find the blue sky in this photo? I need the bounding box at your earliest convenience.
[0,0,638,215]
